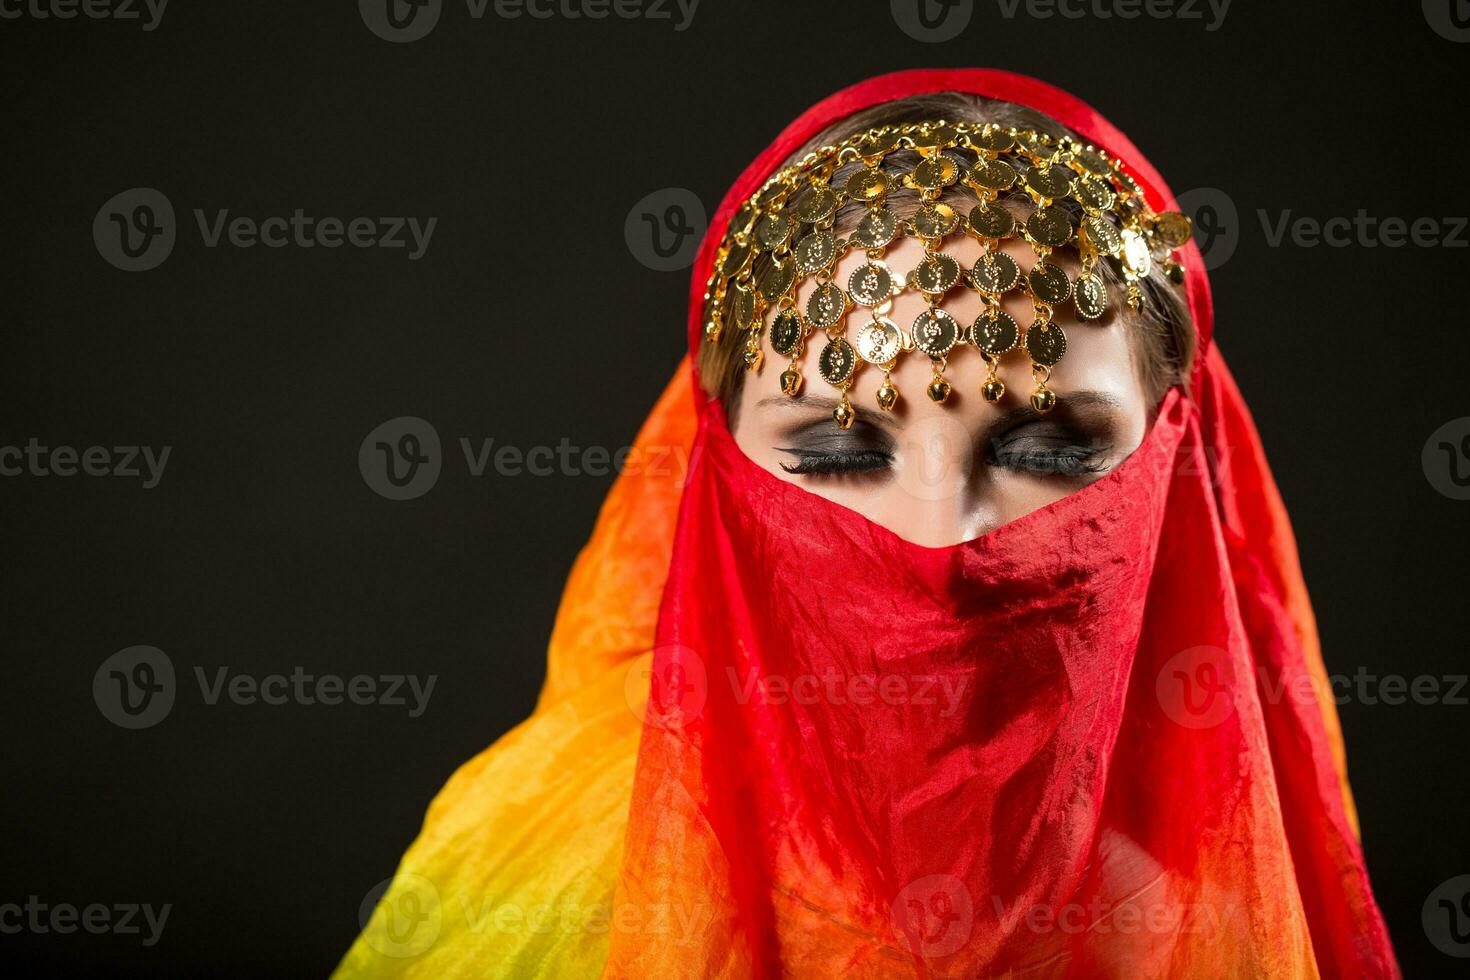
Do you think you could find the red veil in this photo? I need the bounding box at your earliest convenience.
[600,70,1399,977]
[335,69,1398,980]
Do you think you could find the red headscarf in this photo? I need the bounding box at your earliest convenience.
[601,69,1398,978]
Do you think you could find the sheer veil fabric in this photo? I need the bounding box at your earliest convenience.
[335,70,1398,978]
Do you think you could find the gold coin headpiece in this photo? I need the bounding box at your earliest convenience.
[700,120,1194,427]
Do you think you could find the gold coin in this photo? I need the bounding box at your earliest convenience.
[911,155,960,190]
[850,207,899,249]
[1017,131,1053,157]
[846,168,889,203]
[967,201,1016,240]
[971,309,1020,357]
[1121,228,1152,277]
[1073,273,1108,320]
[1073,148,1112,176]
[855,317,902,365]
[756,254,796,302]
[911,252,961,294]
[911,125,959,153]
[818,337,857,385]
[756,181,792,209]
[807,156,838,186]
[719,240,752,279]
[971,250,1020,293]
[856,131,900,161]
[967,158,1016,192]
[1026,206,1073,248]
[1025,164,1073,199]
[732,281,757,328]
[727,202,756,237]
[806,282,848,329]
[971,127,1013,153]
[912,308,960,357]
[754,212,792,251]
[1081,214,1121,255]
[794,229,837,275]
[1073,176,1115,211]
[1153,211,1193,248]
[793,186,838,224]
[847,261,894,307]
[912,202,960,239]
[771,309,804,356]
[1028,262,1072,305]
[1025,320,1067,366]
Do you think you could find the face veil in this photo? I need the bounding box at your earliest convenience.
[335,70,1399,979]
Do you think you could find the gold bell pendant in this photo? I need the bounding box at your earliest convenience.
[779,367,803,397]
[926,356,951,403]
[876,374,898,411]
[1030,384,1057,413]
[981,354,1004,404]
[743,346,764,372]
[1029,363,1056,413]
[833,394,855,429]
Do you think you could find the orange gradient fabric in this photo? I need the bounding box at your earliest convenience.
[336,70,1397,978]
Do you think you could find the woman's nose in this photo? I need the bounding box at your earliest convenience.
[890,414,996,547]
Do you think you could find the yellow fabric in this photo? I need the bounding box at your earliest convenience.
[334,364,695,978]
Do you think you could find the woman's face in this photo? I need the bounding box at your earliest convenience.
[730,232,1152,548]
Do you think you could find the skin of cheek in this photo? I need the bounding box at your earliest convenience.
[730,233,1152,547]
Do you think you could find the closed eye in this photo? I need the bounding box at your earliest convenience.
[987,443,1109,476]
[985,413,1115,478]
[776,447,893,475]
[760,391,1124,481]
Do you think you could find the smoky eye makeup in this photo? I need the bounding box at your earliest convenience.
[774,416,895,476]
[777,447,893,476]
[763,393,1126,480]
[985,416,1115,478]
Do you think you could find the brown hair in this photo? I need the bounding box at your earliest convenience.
[699,92,1195,411]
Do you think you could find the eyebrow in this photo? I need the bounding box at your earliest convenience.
[756,393,903,430]
[756,389,1125,435]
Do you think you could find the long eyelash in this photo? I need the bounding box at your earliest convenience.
[990,447,1109,477]
[776,448,893,475]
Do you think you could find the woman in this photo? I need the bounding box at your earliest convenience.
[338,70,1398,978]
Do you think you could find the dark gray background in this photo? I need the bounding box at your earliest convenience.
[3,1,1466,975]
